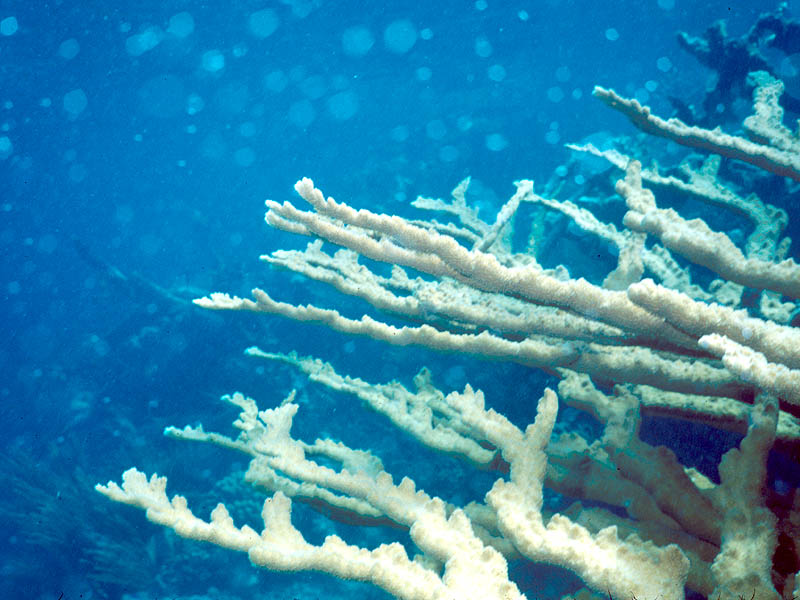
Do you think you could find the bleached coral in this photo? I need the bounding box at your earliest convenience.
[98,73,800,599]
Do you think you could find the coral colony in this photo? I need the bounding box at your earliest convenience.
[97,70,800,600]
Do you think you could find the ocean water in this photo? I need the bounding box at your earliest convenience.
[1,1,798,599]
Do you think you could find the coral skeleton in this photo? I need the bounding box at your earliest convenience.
[98,73,800,600]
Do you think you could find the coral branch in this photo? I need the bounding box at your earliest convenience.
[594,74,800,181]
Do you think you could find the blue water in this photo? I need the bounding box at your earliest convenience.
[1,1,797,599]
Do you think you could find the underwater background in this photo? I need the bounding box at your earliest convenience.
[1,1,799,599]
